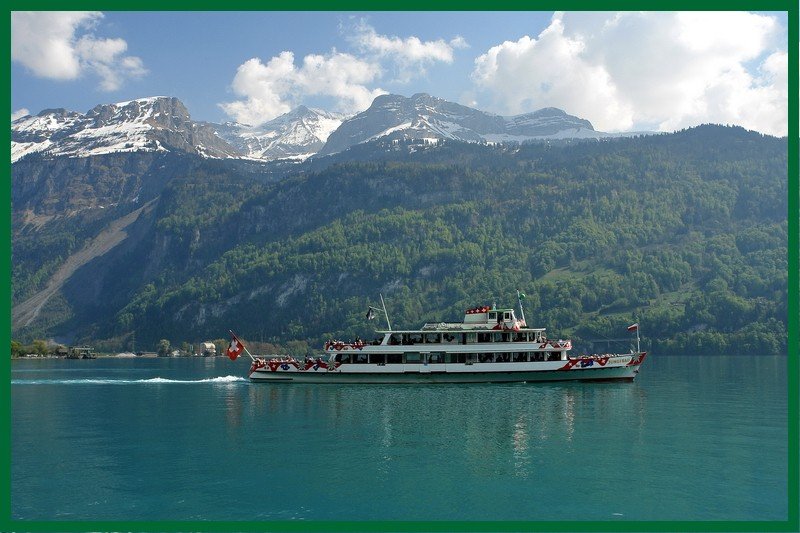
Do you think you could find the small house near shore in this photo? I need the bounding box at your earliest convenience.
[68,346,96,359]
[200,342,217,357]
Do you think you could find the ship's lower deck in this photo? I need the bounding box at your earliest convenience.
[249,356,645,384]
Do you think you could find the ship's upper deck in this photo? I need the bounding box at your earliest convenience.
[376,306,541,333]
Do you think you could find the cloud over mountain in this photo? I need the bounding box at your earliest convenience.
[11,11,146,92]
[471,11,787,136]
[220,22,468,127]
[219,51,386,127]
[349,19,468,82]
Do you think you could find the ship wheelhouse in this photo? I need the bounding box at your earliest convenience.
[328,305,571,367]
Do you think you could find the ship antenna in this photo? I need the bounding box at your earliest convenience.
[636,323,641,355]
[380,293,392,331]
[516,289,527,325]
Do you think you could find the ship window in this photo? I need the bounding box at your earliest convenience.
[496,352,511,363]
[533,351,545,361]
[547,352,561,361]
[429,352,444,364]
[466,353,477,364]
[387,353,403,364]
[353,353,368,364]
[389,334,402,346]
[513,332,527,342]
[369,354,386,364]
[335,353,352,364]
[478,352,493,363]
[424,333,440,344]
[477,332,491,343]
[513,352,527,362]
[404,352,421,364]
[446,353,466,363]
[401,333,411,345]
[442,333,458,344]
[504,312,511,320]
[488,312,497,321]
[491,332,504,343]
[409,333,423,345]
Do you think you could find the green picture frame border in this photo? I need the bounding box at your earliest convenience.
[3,3,798,532]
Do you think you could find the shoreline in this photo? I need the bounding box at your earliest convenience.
[11,354,227,359]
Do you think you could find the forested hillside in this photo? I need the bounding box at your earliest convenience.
[12,125,788,355]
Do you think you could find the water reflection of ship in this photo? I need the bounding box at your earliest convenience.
[238,381,647,480]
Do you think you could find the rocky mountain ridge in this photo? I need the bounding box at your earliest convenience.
[209,106,350,161]
[13,94,636,164]
[318,93,601,156]
[12,97,240,163]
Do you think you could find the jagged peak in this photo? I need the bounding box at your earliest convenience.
[111,96,174,107]
[531,107,568,116]
[370,93,407,106]
[36,108,73,117]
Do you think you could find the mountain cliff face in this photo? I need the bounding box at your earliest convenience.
[10,125,788,358]
[211,106,350,161]
[318,93,602,156]
[11,97,241,163]
[12,93,627,164]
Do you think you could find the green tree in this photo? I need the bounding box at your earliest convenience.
[11,340,23,358]
[32,339,48,355]
[156,339,171,357]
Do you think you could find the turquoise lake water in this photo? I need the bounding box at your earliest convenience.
[11,354,788,521]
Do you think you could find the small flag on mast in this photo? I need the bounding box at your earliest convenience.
[627,323,639,332]
[366,307,376,320]
[227,332,245,361]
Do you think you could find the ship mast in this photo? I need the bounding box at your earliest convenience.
[636,325,641,355]
[516,290,527,326]
[380,293,392,331]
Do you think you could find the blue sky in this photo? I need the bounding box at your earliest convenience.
[11,11,789,135]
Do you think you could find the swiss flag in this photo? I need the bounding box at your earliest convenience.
[627,323,639,332]
[227,332,245,361]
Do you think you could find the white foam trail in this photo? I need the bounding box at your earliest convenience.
[12,375,247,385]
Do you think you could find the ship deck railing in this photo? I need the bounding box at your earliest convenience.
[376,324,547,333]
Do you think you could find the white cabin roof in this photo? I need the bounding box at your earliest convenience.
[374,306,543,333]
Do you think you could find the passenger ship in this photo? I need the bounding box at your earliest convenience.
[228,294,647,384]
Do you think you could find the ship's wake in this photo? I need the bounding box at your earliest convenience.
[12,375,247,385]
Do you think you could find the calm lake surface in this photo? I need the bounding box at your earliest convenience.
[11,354,788,521]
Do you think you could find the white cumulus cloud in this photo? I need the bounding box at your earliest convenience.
[12,11,146,91]
[221,22,470,126]
[470,11,787,136]
[220,51,386,126]
[350,20,468,82]
[12,108,30,121]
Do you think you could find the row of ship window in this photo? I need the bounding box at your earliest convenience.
[387,331,546,345]
[333,351,565,364]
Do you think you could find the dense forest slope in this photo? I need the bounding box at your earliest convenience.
[12,125,788,355]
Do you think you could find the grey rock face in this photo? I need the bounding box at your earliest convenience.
[210,106,349,161]
[318,93,598,156]
[12,97,241,163]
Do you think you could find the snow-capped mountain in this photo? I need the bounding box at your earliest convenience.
[12,93,639,165]
[12,96,240,163]
[210,106,350,161]
[318,93,610,156]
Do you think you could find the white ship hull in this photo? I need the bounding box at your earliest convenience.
[249,353,647,384]
[231,300,648,385]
